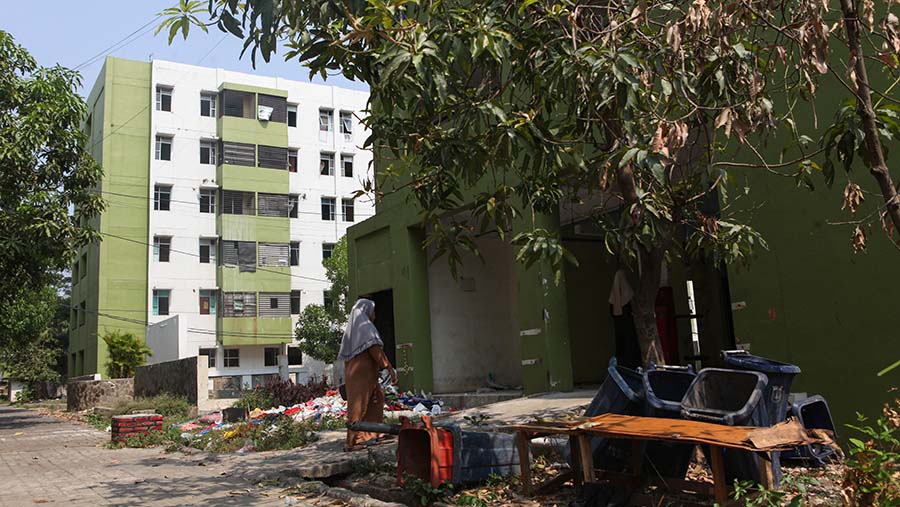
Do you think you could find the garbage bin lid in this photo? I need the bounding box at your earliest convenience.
[721,350,801,374]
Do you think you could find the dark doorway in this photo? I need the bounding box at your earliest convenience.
[369,289,396,366]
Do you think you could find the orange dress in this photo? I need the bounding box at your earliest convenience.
[345,345,391,448]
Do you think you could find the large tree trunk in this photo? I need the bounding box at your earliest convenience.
[841,0,900,237]
[616,163,667,367]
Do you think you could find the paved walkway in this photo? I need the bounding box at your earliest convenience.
[0,405,325,507]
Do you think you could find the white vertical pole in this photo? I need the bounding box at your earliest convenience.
[686,280,701,369]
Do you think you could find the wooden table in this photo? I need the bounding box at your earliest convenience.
[509,414,818,504]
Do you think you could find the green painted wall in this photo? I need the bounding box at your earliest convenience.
[69,57,151,377]
[216,83,291,347]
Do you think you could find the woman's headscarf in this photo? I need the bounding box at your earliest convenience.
[338,298,383,362]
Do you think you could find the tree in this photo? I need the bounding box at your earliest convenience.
[294,305,344,363]
[0,31,104,349]
[166,0,897,367]
[102,331,150,378]
[295,238,350,363]
[0,284,62,386]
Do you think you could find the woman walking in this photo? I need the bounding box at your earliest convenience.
[339,298,397,452]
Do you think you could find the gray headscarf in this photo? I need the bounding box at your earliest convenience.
[338,299,383,362]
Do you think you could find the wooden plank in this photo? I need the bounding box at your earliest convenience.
[709,445,729,505]
[568,435,583,487]
[577,435,596,483]
[533,470,576,496]
[515,431,532,497]
[758,452,774,490]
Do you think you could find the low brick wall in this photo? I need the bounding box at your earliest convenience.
[66,378,134,411]
[134,356,208,405]
[111,414,163,442]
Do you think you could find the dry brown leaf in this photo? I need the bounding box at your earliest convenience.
[715,107,733,138]
[842,182,864,214]
[666,23,682,53]
[852,225,867,252]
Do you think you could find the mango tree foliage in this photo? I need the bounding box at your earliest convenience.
[0,31,104,309]
[165,0,896,365]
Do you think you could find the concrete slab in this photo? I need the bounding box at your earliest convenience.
[436,390,523,410]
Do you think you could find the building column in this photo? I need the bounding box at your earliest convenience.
[513,212,574,394]
[390,225,434,393]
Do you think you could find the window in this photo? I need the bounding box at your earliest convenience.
[153,289,170,316]
[223,349,240,368]
[341,155,353,178]
[259,293,290,317]
[290,290,301,315]
[199,238,217,264]
[319,109,333,132]
[290,242,300,266]
[287,104,297,127]
[156,86,172,112]
[221,90,254,119]
[199,289,217,315]
[153,236,171,262]
[264,347,279,367]
[78,301,86,327]
[320,153,335,175]
[340,111,353,139]
[258,193,290,217]
[222,292,256,317]
[220,241,256,272]
[80,253,87,279]
[70,308,77,329]
[258,243,290,267]
[321,197,336,221]
[72,261,79,282]
[342,198,355,222]
[200,93,217,117]
[257,94,287,123]
[221,190,256,215]
[258,145,288,170]
[155,135,172,161]
[288,149,298,173]
[200,140,217,165]
[288,346,303,366]
[199,188,216,213]
[221,141,255,166]
[199,348,216,368]
[289,195,299,218]
[322,242,335,260]
[154,184,172,211]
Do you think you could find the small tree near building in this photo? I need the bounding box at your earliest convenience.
[102,331,151,378]
[294,305,343,363]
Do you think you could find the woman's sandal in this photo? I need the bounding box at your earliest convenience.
[343,444,368,452]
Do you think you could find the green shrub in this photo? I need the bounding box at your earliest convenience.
[843,397,900,507]
[102,331,151,378]
[233,377,330,411]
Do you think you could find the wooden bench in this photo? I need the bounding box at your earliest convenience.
[510,414,823,504]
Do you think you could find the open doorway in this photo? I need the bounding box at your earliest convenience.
[368,289,396,367]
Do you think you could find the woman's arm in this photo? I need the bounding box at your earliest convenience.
[367,346,397,384]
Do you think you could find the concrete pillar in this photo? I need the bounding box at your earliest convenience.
[513,212,574,394]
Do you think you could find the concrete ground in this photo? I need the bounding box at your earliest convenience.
[438,388,596,428]
[0,405,379,507]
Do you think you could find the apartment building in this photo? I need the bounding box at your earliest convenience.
[69,57,372,388]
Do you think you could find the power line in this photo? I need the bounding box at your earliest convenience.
[73,16,161,72]
[100,231,333,284]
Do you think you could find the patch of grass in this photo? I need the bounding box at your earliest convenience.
[85,411,110,431]
[402,475,455,507]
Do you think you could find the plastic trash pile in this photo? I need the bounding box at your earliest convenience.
[386,388,445,416]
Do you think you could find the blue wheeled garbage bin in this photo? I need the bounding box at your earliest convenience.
[782,395,839,465]
[580,357,645,472]
[642,365,696,480]
[721,350,801,426]
[681,368,781,486]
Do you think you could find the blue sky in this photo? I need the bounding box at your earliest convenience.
[3,1,367,95]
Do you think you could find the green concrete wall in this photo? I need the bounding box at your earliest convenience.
[216,83,291,347]
[69,57,151,377]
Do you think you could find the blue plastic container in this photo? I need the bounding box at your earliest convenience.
[448,425,520,484]
[782,395,839,465]
[721,350,801,426]
[681,368,781,486]
[581,357,645,472]
[642,365,696,479]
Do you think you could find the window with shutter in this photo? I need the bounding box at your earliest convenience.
[200,93,217,117]
[288,149,298,173]
[222,292,256,317]
[258,145,288,169]
[259,293,291,317]
[258,193,290,217]
[221,141,256,166]
[258,243,290,267]
[221,90,254,118]
[290,242,300,266]
[200,140,217,165]
[257,94,287,123]
[321,197,336,221]
[220,240,240,266]
[221,190,256,215]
